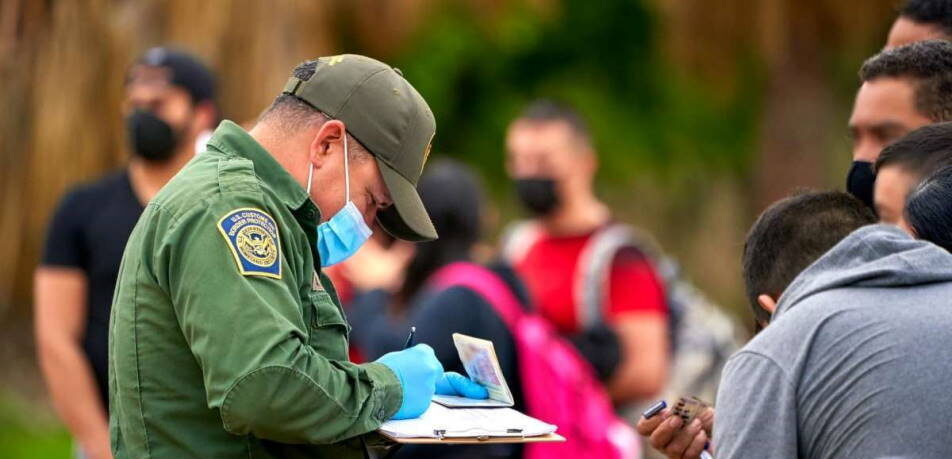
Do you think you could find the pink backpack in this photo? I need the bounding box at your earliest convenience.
[430,262,640,459]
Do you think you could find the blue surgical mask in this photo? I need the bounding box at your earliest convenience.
[307,135,373,267]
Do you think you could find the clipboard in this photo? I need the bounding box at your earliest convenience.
[377,335,561,445]
[377,402,560,443]
[379,431,566,444]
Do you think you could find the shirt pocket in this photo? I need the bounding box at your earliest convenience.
[307,290,350,361]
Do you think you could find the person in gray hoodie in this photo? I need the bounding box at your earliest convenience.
[639,190,952,458]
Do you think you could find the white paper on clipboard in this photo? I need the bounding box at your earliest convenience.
[379,402,556,439]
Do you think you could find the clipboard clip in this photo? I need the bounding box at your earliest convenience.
[431,428,525,441]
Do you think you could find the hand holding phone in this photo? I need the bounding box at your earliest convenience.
[636,397,714,459]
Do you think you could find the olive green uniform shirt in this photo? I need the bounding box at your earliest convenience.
[109,120,402,458]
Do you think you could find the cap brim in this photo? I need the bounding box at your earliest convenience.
[376,158,437,242]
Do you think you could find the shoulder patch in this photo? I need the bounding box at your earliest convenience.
[218,208,282,278]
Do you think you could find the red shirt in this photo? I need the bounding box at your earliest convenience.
[513,228,667,335]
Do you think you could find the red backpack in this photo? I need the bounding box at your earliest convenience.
[430,262,640,459]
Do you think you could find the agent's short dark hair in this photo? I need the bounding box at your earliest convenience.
[258,59,369,158]
[901,0,952,36]
[259,60,325,130]
[742,191,876,323]
[874,121,952,180]
[906,165,952,252]
[859,40,952,121]
[518,99,592,146]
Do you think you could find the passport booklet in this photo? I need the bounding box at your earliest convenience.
[431,333,515,408]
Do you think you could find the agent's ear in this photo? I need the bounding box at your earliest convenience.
[309,119,345,167]
[757,294,778,316]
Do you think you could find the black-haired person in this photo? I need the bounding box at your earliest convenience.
[873,122,952,226]
[905,166,952,250]
[847,40,952,208]
[887,0,952,49]
[34,47,217,459]
[640,191,952,458]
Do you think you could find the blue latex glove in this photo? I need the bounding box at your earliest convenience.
[376,344,444,420]
[435,371,489,399]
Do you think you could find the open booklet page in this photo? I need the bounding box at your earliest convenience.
[379,402,556,439]
[432,333,515,408]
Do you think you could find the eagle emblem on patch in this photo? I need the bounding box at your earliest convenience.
[218,208,281,278]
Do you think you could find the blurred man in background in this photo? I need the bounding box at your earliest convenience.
[33,46,217,459]
[886,0,952,49]
[846,39,952,209]
[501,100,669,405]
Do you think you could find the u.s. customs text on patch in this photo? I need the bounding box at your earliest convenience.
[218,208,281,278]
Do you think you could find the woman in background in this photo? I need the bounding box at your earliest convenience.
[345,159,528,459]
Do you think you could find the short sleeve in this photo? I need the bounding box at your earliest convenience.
[606,249,667,319]
[41,188,89,269]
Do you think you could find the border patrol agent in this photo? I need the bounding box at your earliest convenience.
[109,55,487,458]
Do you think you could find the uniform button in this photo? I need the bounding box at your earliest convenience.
[377,408,385,419]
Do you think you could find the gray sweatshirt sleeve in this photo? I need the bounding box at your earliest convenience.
[713,352,798,458]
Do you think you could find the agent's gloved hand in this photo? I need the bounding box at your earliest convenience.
[435,371,489,399]
[376,344,444,420]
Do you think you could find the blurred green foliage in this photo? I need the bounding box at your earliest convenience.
[392,0,763,198]
[0,393,71,458]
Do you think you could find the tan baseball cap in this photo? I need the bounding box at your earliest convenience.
[282,54,437,242]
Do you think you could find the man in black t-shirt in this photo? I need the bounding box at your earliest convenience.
[34,47,217,459]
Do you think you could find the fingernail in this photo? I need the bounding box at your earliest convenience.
[668,416,682,428]
[690,419,701,432]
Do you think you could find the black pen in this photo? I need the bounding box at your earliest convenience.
[404,326,416,349]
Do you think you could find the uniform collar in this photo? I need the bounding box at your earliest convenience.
[206,120,318,218]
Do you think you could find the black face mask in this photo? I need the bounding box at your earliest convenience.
[126,109,180,162]
[515,178,560,216]
[846,160,876,211]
